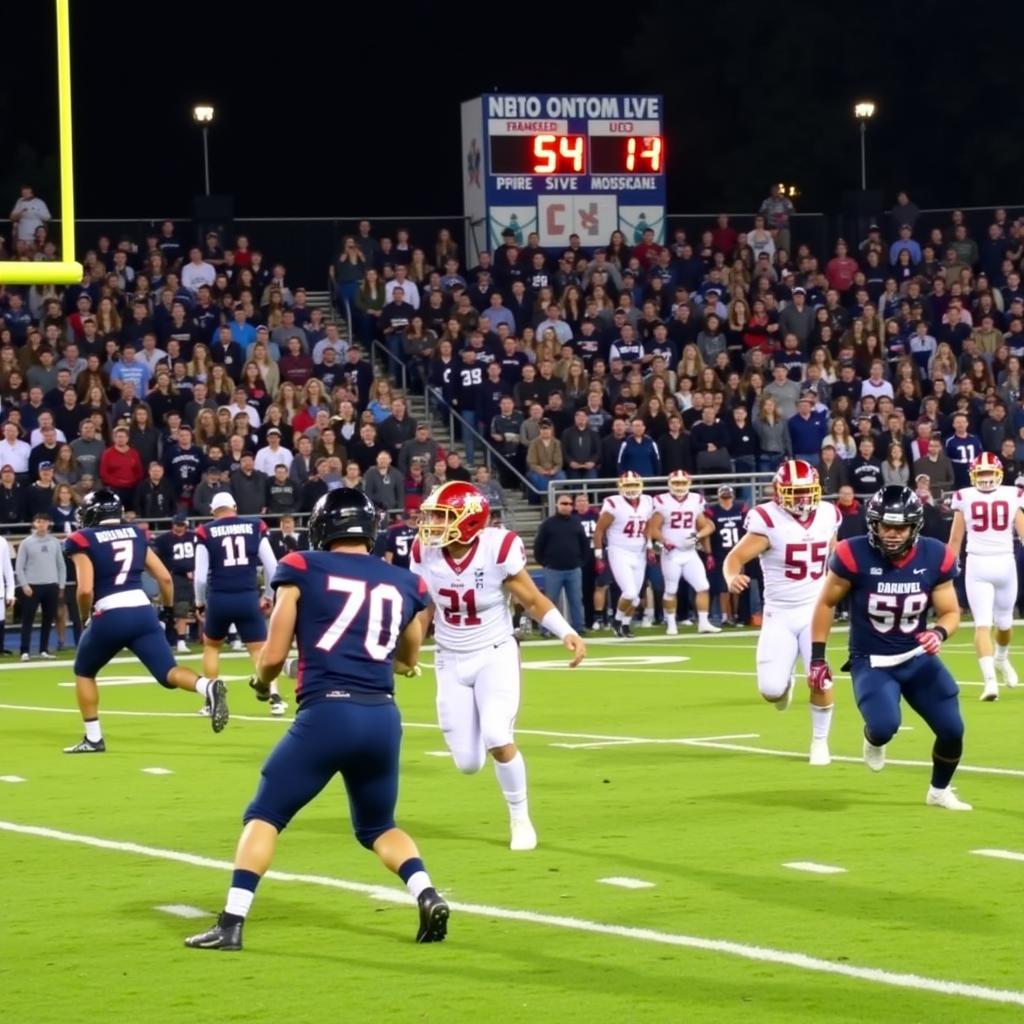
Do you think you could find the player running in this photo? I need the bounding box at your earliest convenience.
[194,492,285,715]
[592,471,654,638]
[948,452,1024,701]
[62,489,227,753]
[648,470,719,635]
[412,480,586,851]
[810,485,970,810]
[723,460,840,766]
[185,489,448,951]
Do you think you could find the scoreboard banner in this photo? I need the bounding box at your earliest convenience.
[461,94,666,254]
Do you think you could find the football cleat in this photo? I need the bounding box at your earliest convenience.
[809,739,831,767]
[510,817,538,851]
[176,640,189,654]
[39,651,55,660]
[615,621,635,639]
[206,678,229,733]
[415,889,449,943]
[926,786,973,811]
[184,913,244,951]
[980,681,999,702]
[996,659,1018,688]
[698,621,722,634]
[665,619,678,636]
[20,653,29,662]
[63,736,106,754]
[268,693,288,717]
[230,638,244,652]
[863,737,886,772]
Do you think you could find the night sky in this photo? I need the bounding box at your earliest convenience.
[4,1,1024,220]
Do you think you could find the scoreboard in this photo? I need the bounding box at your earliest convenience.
[461,94,666,256]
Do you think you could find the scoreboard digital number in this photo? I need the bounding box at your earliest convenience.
[461,93,667,252]
[489,134,664,176]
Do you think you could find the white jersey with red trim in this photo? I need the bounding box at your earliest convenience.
[600,494,654,551]
[950,485,1024,556]
[653,491,705,551]
[409,527,526,653]
[744,500,841,609]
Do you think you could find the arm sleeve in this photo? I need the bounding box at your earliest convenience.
[257,536,278,599]
[193,543,209,606]
[936,540,959,584]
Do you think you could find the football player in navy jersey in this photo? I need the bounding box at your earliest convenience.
[810,486,970,810]
[706,484,748,626]
[384,513,418,570]
[194,492,284,714]
[185,489,448,951]
[152,511,196,652]
[62,489,227,753]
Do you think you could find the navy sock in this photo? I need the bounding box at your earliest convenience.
[231,868,261,893]
[931,736,962,789]
[397,857,425,884]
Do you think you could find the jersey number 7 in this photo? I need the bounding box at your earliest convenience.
[315,576,404,659]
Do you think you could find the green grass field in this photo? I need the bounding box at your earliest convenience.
[3,629,1024,1024]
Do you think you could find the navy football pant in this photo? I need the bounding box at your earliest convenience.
[245,699,402,848]
[203,592,267,644]
[74,605,177,686]
[851,654,964,747]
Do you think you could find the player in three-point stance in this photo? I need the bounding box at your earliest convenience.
[947,451,1024,701]
[412,480,586,851]
[648,470,720,635]
[194,492,286,715]
[592,471,653,638]
[185,489,449,951]
[810,485,972,810]
[723,460,840,765]
[62,489,228,753]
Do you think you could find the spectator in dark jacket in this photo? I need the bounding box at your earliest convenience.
[617,417,661,476]
[228,454,267,514]
[377,398,417,459]
[835,486,866,540]
[689,405,731,474]
[600,418,629,478]
[265,465,299,517]
[0,466,26,531]
[533,492,588,635]
[981,402,1015,454]
[657,415,693,474]
[849,437,884,499]
[563,410,600,480]
[134,462,177,521]
[817,443,847,497]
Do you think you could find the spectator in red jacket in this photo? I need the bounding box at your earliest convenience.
[278,335,314,387]
[99,426,144,510]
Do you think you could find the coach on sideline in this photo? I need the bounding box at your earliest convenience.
[533,493,589,635]
[15,511,65,660]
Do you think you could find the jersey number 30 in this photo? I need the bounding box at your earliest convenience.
[316,577,403,659]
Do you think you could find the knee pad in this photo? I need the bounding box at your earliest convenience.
[451,748,486,774]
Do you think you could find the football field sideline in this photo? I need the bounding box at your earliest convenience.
[1,818,1022,1009]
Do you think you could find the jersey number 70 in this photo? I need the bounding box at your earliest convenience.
[316,577,403,659]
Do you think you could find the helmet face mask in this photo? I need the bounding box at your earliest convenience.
[866,485,924,560]
[618,471,643,499]
[417,482,490,548]
[667,470,690,498]
[774,460,821,517]
[970,452,1003,493]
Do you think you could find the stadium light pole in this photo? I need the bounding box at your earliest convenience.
[854,101,875,191]
[192,104,215,196]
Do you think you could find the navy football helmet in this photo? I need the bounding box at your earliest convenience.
[79,488,124,527]
[865,485,924,560]
[309,489,379,552]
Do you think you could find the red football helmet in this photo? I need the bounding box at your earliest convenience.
[618,470,644,499]
[774,459,821,517]
[667,470,691,497]
[418,480,490,547]
[969,451,1003,492]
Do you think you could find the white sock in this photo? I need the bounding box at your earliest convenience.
[995,643,1010,663]
[616,609,630,623]
[697,611,710,628]
[84,718,102,743]
[980,655,997,685]
[224,887,255,918]
[811,704,833,741]
[195,677,212,699]
[494,752,529,819]
[269,680,280,697]
[405,870,432,899]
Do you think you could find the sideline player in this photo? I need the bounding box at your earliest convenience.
[194,492,285,715]
[705,484,750,625]
[412,480,586,850]
[592,470,653,638]
[185,489,448,950]
[648,470,719,635]
[153,512,197,653]
[723,460,840,765]
[948,452,1024,701]
[810,486,970,810]
[384,512,418,569]
[62,489,227,753]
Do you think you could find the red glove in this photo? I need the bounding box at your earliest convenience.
[663,541,675,551]
[915,630,943,655]
[595,558,607,575]
[704,554,716,572]
[808,659,833,691]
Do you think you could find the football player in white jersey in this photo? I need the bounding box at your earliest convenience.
[648,470,720,635]
[948,452,1024,701]
[412,481,586,850]
[723,460,841,765]
[592,471,655,638]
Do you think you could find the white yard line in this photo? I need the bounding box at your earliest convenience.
[0,775,26,783]
[970,849,1024,863]
[140,767,174,776]
[597,876,655,889]
[550,732,761,751]
[2,819,1022,1008]
[154,904,208,919]
[782,862,847,875]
